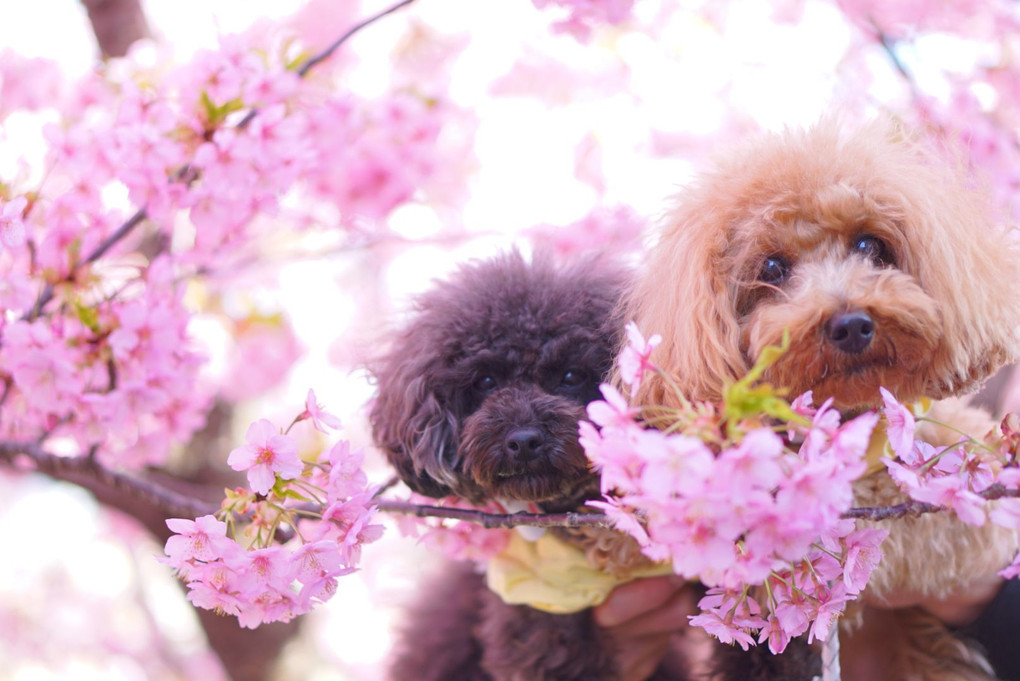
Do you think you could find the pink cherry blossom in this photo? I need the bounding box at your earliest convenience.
[585,383,637,429]
[909,475,988,526]
[881,387,917,460]
[531,0,635,40]
[164,515,236,565]
[0,196,27,252]
[227,419,303,494]
[841,528,889,593]
[617,322,662,394]
[301,389,342,433]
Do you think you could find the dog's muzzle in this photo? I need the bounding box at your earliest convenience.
[826,310,874,355]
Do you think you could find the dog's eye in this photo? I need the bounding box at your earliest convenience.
[561,369,587,387]
[758,256,790,286]
[473,375,497,393]
[852,235,894,267]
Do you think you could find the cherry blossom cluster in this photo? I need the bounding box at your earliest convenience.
[0,256,208,468]
[530,0,635,40]
[580,325,888,652]
[162,391,382,628]
[824,0,1020,220]
[879,388,1020,577]
[395,494,513,564]
[0,21,471,471]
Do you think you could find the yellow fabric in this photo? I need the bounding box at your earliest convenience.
[486,532,674,614]
[864,397,932,475]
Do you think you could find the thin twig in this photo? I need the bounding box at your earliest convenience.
[297,0,419,77]
[3,433,1018,530]
[374,499,616,529]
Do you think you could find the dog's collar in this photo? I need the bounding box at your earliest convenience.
[485,532,673,614]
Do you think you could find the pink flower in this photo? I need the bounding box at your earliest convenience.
[841,528,888,593]
[990,498,1020,529]
[881,388,917,461]
[759,615,793,654]
[586,383,637,429]
[999,552,1020,580]
[230,545,293,590]
[301,389,342,433]
[829,411,878,467]
[719,429,785,491]
[227,419,303,494]
[690,589,759,650]
[885,459,923,493]
[317,492,384,565]
[0,196,27,253]
[164,515,236,566]
[638,432,714,500]
[184,563,244,616]
[808,582,851,644]
[291,540,345,585]
[617,322,661,393]
[324,440,368,501]
[910,475,987,526]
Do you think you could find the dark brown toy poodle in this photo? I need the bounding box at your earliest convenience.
[369,250,823,681]
[370,250,682,681]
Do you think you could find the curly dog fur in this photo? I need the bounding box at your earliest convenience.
[371,250,693,681]
[625,117,1020,680]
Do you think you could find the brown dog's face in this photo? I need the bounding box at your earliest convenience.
[455,334,606,504]
[734,188,941,409]
[628,119,1020,412]
[370,252,624,506]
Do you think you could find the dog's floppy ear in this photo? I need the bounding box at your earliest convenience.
[369,343,460,499]
[622,192,748,406]
[878,126,1020,396]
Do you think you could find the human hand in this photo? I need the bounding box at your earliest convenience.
[865,574,1004,627]
[593,576,711,681]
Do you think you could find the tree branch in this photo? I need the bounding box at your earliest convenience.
[374,499,617,528]
[26,0,420,322]
[5,436,1019,530]
[80,0,151,59]
[297,0,419,77]
[0,440,217,520]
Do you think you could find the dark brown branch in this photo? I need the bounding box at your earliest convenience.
[375,499,616,529]
[0,440,217,519]
[843,500,942,521]
[297,0,419,77]
[6,434,1020,530]
[80,0,151,59]
[844,483,1020,521]
[875,28,914,84]
[27,207,149,321]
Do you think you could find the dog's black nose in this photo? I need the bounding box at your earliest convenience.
[505,427,545,460]
[826,311,874,355]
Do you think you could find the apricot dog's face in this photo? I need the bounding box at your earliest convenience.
[628,120,1020,412]
[735,186,941,409]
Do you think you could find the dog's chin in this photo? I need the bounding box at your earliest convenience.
[484,468,596,504]
[760,333,937,413]
[783,360,933,413]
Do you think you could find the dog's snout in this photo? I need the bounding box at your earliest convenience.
[826,311,874,354]
[504,427,545,460]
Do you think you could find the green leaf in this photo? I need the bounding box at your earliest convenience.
[74,300,101,333]
[200,90,246,127]
[722,330,808,431]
